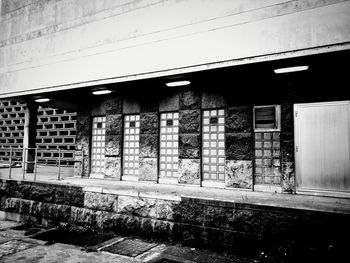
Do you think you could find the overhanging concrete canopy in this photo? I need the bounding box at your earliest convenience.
[0,0,350,98]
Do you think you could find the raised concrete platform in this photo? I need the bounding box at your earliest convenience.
[1,166,349,215]
[1,172,349,259]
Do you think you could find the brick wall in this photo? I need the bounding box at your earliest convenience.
[0,100,77,166]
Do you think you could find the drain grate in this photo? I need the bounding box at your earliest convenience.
[101,238,157,257]
[153,260,180,263]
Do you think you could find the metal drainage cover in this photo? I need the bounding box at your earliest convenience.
[153,260,181,263]
[101,238,157,257]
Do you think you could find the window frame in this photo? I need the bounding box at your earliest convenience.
[253,105,281,132]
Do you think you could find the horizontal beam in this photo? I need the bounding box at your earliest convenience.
[1,42,349,99]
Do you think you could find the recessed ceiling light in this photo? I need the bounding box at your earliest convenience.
[92,89,111,95]
[35,98,50,103]
[274,66,309,74]
[165,80,191,87]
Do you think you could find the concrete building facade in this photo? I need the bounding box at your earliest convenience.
[1,0,349,195]
[1,0,350,257]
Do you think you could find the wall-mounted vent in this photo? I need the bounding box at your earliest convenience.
[254,105,281,131]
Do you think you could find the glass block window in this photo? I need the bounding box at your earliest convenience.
[91,116,106,174]
[254,105,281,131]
[202,109,225,181]
[160,112,179,178]
[123,115,140,177]
[254,132,281,185]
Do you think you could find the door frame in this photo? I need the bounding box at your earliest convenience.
[294,100,350,197]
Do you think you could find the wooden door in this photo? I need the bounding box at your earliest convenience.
[295,101,350,193]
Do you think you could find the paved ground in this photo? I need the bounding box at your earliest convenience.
[0,220,255,263]
[0,166,73,182]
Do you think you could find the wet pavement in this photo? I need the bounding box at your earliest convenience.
[0,220,255,263]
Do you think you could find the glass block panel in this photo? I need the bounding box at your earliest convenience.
[202,109,225,181]
[123,115,140,177]
[159,112,179,178]
[91,116,106,174]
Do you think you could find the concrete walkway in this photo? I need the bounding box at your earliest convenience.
[0,220,253,263]
[1,166,350,215]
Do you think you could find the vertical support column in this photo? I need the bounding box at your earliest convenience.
[178,89,201,185]
[90,93,123,179]
[105,114,123,179]
[280,103,295,192]
[139,112,159,182]
[138,94,159,182]
[23,101,38,173]
[224,106,253,189]
[74,106,91,177]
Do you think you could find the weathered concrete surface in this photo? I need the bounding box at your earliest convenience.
[281,161,295,193]
[140,113,158,134]
[179,110,200,134]
[281,104,294,163]
[140,134,158,158]
[123,97,140,114]
[106,114,123,135]
[117,195,157,218]
[140,95,159,113]
[104,157,121,179]
[178,158,200,185]
[91,95,122,116]
[180,89,200,110]
[201,91,226,109]
[105,135,121,156]
[84,192,118,212]
[159,91,179,111]
[225,160,253,189]
[225,133,252,160]
[0,239,139,263]
[139,157,157,181]
[179,134,200,159]
[73,150,84,177]
[75,108,91,177]
[1,0,350,97]
[225,106,252,133]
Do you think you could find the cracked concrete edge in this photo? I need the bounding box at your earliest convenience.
[135,244,167,262]
[94,236,125,252]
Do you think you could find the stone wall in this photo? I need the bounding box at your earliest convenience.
[1,179,349,255]
[74,105,91,177]
[139,110,159,181]
[225,106,253,189]
[75,87,297,191]
[178,89,201,185]
[280,103,295,192]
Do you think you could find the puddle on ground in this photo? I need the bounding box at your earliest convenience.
[30,227,116,247]
[153,260,180,263]
[11,225,45,236]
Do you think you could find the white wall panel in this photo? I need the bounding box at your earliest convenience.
[295,101,350,193]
